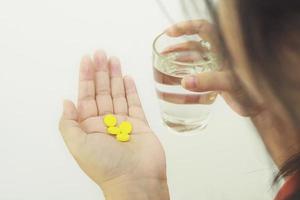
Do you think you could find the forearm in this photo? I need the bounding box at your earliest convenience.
[251,109,300,167]
[101,178,170,200]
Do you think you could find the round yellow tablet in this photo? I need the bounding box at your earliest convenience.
[119,121,133,134]
[116,133,130,142]
[107,126,121,135]
[103,114,117,127]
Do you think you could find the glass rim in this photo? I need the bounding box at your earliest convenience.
[152,31,216,67]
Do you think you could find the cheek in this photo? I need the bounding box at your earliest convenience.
[218,0,263,103]
[234,63,263,102]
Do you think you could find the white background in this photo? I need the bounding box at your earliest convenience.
[0,0,280,199]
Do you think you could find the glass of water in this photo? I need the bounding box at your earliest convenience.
[152,31,219,134]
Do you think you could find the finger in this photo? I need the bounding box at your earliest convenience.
[77,55,98,122]
[166,20,207,36]
[156,91,217,105]
[181,71,235,92]
[161,41,208,56]
[165,20,218,51]
[59,100,86,147]
[166,20,213,38]
[93,50,113,115]
[124,76,146,121]
[168,51,206,63]
[109,57,128,115]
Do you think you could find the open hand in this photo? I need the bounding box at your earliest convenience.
[59,51,167,194]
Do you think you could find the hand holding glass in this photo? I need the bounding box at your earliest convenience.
[152,30,219,134]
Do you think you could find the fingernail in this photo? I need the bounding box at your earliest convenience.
[182,76,197,88]
[166,29,179,37]
[165,27,172,35]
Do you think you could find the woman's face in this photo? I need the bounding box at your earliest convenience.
[217,0,300,165]
[217,0,298,115]
[217,0,262,102]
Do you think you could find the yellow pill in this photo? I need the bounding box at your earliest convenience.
[116,133,130,142]
[103,114,117,127]
[107,127,121,135]
[119,121,133,134]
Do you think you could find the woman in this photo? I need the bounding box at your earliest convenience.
[59,0,300,199]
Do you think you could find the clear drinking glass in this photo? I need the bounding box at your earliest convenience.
[152,31,219,134]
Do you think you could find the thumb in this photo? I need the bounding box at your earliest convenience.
[59,100,85,145]
[62,100,78,121]
[181,71,234,92]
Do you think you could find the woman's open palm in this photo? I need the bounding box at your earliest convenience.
[59,51,166,188]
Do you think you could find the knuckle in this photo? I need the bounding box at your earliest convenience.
[113,93,126,99]
[97,89,110,95]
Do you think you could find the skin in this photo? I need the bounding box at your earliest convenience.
[167,1,300,169]
[59,0,300,198]
[216,0,300,168]
[59,51,169,199]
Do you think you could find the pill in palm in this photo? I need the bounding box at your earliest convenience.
[119,121,133,134]
[107,126,121,135]
[116,133,130,142]
[103,114,117,127]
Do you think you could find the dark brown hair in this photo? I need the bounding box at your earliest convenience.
[205,0,300,198]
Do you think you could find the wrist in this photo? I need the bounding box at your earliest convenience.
[100,176,170,200]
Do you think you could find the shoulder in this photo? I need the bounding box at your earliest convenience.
[275,172,300,200]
